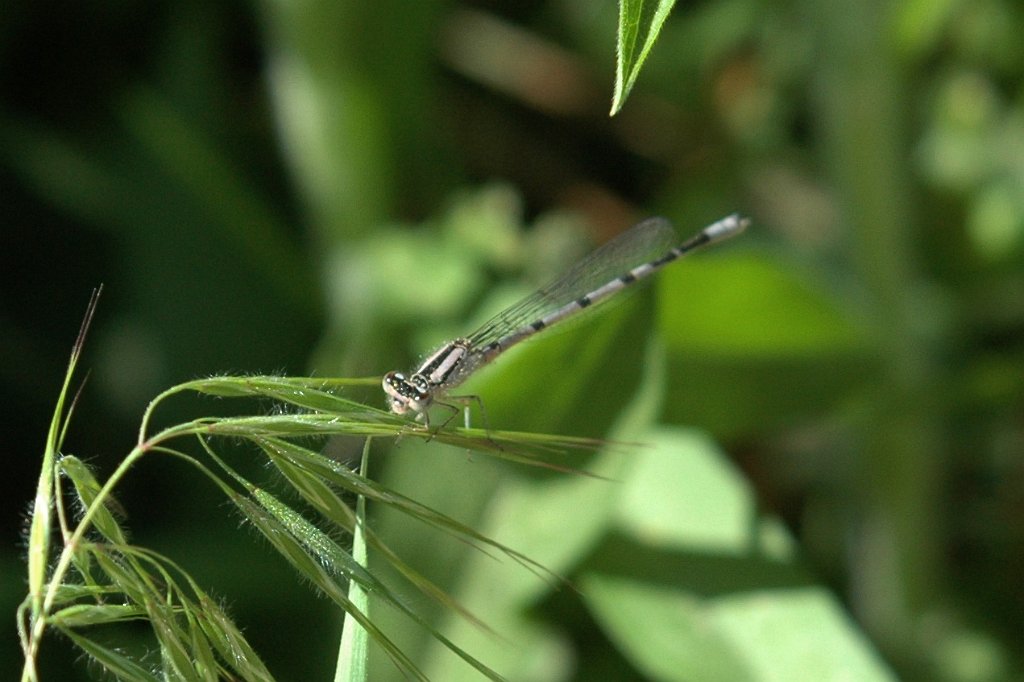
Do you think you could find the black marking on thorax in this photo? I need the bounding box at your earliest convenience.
[415,339,471,387]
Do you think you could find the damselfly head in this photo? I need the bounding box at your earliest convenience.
[382,371,431,415]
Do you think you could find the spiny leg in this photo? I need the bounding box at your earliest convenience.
[446,394,492,431]
[445,393,502,450]
[425,401,461,442]
[394,406,433,444]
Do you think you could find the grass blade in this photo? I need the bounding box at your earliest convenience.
[27,289,101,617]
[334,439,372,682]
[59,455,128,545]
[232,493,429,681]
[60,629,161,682]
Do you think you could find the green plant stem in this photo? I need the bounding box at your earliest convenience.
[807,0,942,662]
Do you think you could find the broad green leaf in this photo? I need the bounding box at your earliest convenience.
[612,428,794,556]
[458,286,651,438]
[584,574,897,682]
[658,254,866,356]
[656,253,873,434]
[583,573,753,681]
[579,427,896,682]
[611,0,679,115]
[712,588,897,682]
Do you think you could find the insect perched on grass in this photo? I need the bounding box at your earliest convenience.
[383,213,749,429]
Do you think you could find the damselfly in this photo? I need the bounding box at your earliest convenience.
[383,213,749,427]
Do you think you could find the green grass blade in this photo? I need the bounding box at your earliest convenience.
[335,439,372,682]
[146,595,205,682]
[60,629,161,682]
[254,437,554,579]
[87,548,210,681]
[611,0,678,115]
[51,603,148,628]
[251,488,504,680]
[182,375,379,412]
[59,455,128,545]
[265,440,492,632]
[195,594,275,682]
[231,481,504,681]
[232,494,429,681]
[119,543,277,681]
[27,289,101,617]
[182,605,220,682]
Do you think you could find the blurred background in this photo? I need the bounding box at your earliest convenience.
[3,0,1024,680]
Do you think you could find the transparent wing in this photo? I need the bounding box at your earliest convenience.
[465,216,678,349]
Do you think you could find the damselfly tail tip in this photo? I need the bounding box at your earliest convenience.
[705,213,750,244]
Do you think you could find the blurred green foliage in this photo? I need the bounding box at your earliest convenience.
[3,0,1024,680]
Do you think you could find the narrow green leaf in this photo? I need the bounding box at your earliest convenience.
[201,410,600,470]
[48,582,125,604]
[91,550,149,606]
[183,375,379,413]
[252,487,462,637]
[143,594,201,682]
[87,547,213,681]
[51,603,148,628]
[233,495,428,681]
[182,603,219,682]
[264,446,359,533]
[253,489,378,589]
[244,490,505,681]
[254,437,551,577]
[61,628,161,682]
[335,439,372,682]
[59,455,128,544]
[611,0,678,115]
[204,413,388,438]
[264,439,491,631]
[28,289,101,616]
[196,594,276,682]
